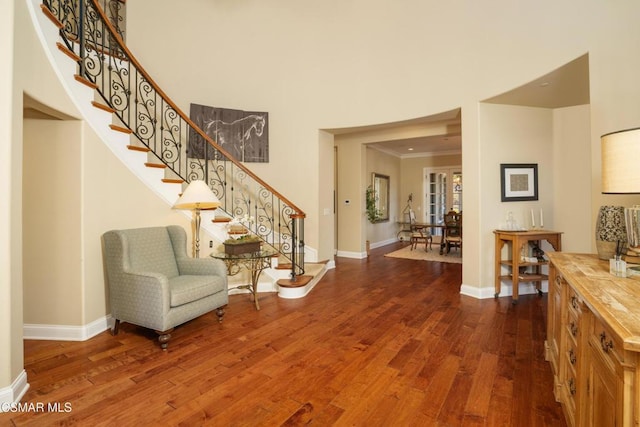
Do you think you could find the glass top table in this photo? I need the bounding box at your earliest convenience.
[210,248,278,310]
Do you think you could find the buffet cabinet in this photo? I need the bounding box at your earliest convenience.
[546,253,640,427]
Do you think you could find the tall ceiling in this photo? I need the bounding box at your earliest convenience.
[333,54,590,158]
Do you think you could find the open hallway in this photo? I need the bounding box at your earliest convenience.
[4,241,565,426]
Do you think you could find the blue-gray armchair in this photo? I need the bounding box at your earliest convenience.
[102,226,228,350]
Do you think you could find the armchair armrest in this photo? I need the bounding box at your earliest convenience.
[110,271,171,328]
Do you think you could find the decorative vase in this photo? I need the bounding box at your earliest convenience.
[595,205,627,260]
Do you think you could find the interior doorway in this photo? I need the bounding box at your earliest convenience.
[424,166,462,237]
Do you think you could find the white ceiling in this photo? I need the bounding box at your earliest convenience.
[333,54,590,158]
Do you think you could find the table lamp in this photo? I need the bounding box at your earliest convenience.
[173,180,221,257]
[601,127,640,255]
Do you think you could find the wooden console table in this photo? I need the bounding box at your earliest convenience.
[493,229,562,303]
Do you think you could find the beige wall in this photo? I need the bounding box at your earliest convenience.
[478,104,555,291]
[1,0,16,391]
[366,148,401,247]
[553,105,592,253]
[23,119,83,325]
[336,141,365,254]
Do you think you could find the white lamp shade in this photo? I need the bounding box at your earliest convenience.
[601,128,640,194]
[173,180,221,210]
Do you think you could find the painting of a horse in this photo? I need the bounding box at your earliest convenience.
[189,104,269,163]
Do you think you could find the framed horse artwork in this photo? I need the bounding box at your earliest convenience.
[189,103,269,163]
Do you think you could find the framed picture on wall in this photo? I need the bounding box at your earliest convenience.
[500,163,538,202]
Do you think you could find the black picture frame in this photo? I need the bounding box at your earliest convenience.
[500,163,538,202]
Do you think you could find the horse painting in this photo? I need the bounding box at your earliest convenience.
[188,104,269,163]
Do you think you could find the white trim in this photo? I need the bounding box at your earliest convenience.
[336,250,367,259]
[0,370,29,408]
[23,315,111,341]
[369,237,397,249]
[460,281,549,299]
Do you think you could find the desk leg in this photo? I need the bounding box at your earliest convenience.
[494,236,505,298]
[248,258,262,311]
[511,238,523,304]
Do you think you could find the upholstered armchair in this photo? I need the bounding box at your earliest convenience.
[102,226,228,350]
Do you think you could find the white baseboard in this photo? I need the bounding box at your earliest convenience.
[23,315,111,341]
[336,250,367,259]
[0,370,29,409]
[370,238,397,249]
[460,281,549,299]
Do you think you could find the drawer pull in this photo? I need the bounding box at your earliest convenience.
[600,331,614,353]
[570,321,578,337]
[569,349,576,365]
[555,275,562,285]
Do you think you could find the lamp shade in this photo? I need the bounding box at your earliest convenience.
[173,180,221,210]
[601,128,640,194]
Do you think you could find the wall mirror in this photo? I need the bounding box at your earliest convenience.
[372,173,390,222]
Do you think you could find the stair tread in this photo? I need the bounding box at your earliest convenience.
[109,124,132,134]
[145,163,166,169]
[127,145,150,153]
[92,101,115,114]
[74,74,98,90]
[277,275,314,288]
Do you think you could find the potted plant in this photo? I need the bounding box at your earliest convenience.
[224,215,261,254]
[366,186,382,223]
[223,234,261,255]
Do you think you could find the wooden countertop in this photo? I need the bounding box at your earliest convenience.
[547,252,640,352]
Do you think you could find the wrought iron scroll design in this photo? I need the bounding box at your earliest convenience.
[42,0,306,278]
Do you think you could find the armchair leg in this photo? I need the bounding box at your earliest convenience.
[112,319,120,336]
[155,328,174,350]
[216,307,226,323]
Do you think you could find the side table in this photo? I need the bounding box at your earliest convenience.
[494,229,562,303]
[211,248,277,310]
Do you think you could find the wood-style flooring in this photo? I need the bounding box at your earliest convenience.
[4,242,566,426]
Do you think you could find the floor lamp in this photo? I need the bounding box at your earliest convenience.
[173,180,221,258]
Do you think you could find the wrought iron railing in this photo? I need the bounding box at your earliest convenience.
[43,0,306,278]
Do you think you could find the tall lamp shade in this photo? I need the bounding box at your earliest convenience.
[602,128,640,194]
[173,180,221,258]
[601,128,640,255]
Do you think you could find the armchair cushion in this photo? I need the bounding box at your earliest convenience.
[169,275,226,307]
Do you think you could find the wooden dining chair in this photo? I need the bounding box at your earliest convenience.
[409,210,432,251]
[442,210,462,255]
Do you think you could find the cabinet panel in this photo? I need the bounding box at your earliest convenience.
[585,343,617,427]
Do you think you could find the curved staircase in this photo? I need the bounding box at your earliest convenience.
[29,0,327,299]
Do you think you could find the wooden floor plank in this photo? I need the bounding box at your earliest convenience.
[3,241,565,426]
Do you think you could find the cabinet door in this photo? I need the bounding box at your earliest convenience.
[585,344,617,427]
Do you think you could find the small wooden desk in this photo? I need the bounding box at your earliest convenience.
[494,229,562,303]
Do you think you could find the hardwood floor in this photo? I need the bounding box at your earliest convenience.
[4,242,566,426]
